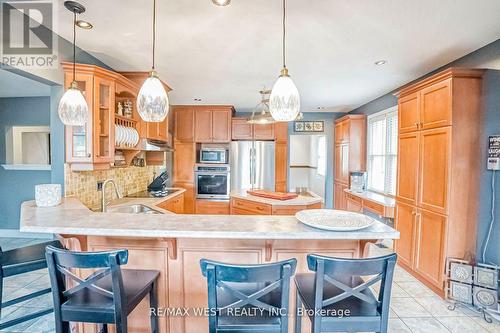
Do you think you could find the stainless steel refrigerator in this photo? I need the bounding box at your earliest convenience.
[230,141,275,190]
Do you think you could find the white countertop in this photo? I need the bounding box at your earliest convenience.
[344,189,396,207]
[230,190,323,206]
[20,198,399,240]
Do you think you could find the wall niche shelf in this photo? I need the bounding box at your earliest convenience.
[1,164,51,171]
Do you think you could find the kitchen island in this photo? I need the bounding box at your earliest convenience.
[20,198,398,333]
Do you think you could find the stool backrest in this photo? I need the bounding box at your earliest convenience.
[45,245,129,323]
[307,253,396,319]
[200,258,297,333]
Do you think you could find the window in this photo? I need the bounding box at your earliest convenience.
[317,135,326,176]
[367,107,398,195]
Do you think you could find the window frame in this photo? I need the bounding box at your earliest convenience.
[366,106,398,196]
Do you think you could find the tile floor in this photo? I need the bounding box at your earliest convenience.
[0,238,499,333]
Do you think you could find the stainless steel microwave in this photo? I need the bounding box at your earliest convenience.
[199,148,228,164]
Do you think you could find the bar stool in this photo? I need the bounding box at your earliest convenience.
[45,245,160,333]
[200,258,297,333]
[0,240,64,330]
[294,253,397,333]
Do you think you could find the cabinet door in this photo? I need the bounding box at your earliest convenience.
[93,76,115,163]
[418,127,451,214]
[253,123,275,140]
[211,109,232,142]
[65,73,94,163]
[334,122,343,143]
[414,209,447,288]
[275,142,288,192]
[147,122,159,141]
[394,202,416,268]
[346,198,363,213]
[174,182,195,214]
[420,79,452,130]
[173,142,196,183]
[398,92,420,133]
[194,109,212,142]
[274,122,288,143]
[396,132,419,205]
[157,117,168,142]
[231,118,253,140]
[341,120,350,142]
[334,144,349,184]
[175,108,194,142]
[334,182,347,210]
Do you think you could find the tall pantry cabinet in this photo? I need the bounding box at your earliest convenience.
[394,68,484,295]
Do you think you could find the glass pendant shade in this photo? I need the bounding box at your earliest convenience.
[269,70,300,122]
[58,84,89,126]
[137,73,169,122]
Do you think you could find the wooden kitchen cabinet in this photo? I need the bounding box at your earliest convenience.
[195,200,230,215]
[396,131,419,205]
[157,193,185,214]
[275,142,288,192]
[394,68,484,295]
[174,107,195,142]
[333,182,348,210]
[147,116,169,142]
[231,118,276,141]
[230,197,272,215]
[173,142,196,183]
[194,107,233,143]
[334,144,349,184]
[345,193,363,213]
[274,122,288,143]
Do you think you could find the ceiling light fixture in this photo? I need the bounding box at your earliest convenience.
[269,0,300,122]
[75,20,93,29]
[374,60,387,65]
[58,1,89,126]
[212,0,231,6]
[137,0,169,122]
[248,89,275,125]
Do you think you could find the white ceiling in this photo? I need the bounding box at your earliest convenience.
[0,70,51,97]
[53,0,500,112]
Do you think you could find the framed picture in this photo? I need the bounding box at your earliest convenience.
[449,281,473,304]
[293,121,324,133]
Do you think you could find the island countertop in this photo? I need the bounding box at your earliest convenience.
[20,198,399,240]
[230,189,323,206]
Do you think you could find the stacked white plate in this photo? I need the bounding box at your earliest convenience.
[115,125,139,147]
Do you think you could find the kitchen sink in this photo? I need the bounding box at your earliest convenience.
[106,204,162,214]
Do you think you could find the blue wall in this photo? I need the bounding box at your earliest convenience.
[350,39,500,265]
[0,97,52,229]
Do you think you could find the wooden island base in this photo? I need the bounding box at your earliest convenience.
[62,236,377,333]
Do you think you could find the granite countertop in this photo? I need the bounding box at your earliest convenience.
[20,198,399,240]
[230,190,323,206]
[344,189,396,207]
[108,188,186,214]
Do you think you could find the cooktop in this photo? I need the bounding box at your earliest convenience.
[127,189,179,198]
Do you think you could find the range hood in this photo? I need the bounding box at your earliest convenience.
[138,138,174,152]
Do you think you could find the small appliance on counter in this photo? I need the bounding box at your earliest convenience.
[350,171,367,193]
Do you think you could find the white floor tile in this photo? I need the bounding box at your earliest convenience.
[437,316,491,333]
[401,317,451,333]
[396,281,435,297]
[388,318,412,333]
[471,316,500,333]
[391,297,432,318]
[414,296,468,317]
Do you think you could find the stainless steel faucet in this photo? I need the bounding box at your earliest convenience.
[101,179,123,212]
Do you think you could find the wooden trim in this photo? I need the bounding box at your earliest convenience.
[394,67,485,97]
[164,238,178,260]
[334,114,366,124]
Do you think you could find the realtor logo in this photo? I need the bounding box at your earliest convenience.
[1,0,58,69]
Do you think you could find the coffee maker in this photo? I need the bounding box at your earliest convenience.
[350,171,367,193]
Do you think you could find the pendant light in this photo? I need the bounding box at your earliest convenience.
[269,0,300,122]
[58,1,90,126]
[137,0,169,122]
[248,89,275,125]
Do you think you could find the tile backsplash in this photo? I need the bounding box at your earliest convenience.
[64,164,162,211]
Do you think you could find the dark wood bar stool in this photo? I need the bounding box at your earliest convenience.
[0,240,64,330]
[294,253,397,333]
[200,258,297,333]
[45,245,160,333]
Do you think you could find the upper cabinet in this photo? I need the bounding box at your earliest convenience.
[174,107,195,142]
[193,106,233,143]
[231,118,277,141]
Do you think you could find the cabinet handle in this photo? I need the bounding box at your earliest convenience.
[87,153,91,158]
[256,207,263,211]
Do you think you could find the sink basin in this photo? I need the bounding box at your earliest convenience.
[107,204,162,214]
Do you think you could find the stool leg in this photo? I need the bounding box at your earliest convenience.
[294,292,302,333]
[149,281,158,333]
[0,267,3,321]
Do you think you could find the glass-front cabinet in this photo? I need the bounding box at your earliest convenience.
[63,64,121,171]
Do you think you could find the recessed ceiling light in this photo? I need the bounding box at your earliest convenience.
[194,98,202,102]
[317,107,325,110]
[75,20,93,29]
[212,0,230,6]
[374,60,387,66]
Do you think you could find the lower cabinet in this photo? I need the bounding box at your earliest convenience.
[195,200,230,215]
[395,201,447,291]
[230,198,322,215]
[157,193,185,214]
[334,181,348,210]
[345,192,363,213]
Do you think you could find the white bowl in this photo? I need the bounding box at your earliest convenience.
[295,209,375,231]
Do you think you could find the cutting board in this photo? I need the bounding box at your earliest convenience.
[247,190,299,201]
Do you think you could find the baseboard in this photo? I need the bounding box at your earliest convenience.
[0,229,54,239]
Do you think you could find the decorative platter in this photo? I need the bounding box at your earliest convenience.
[295,209,376,231]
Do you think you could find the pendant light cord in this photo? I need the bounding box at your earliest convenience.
[152,0,156,70]
[282,0,286,69]
[73,11,76,82]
